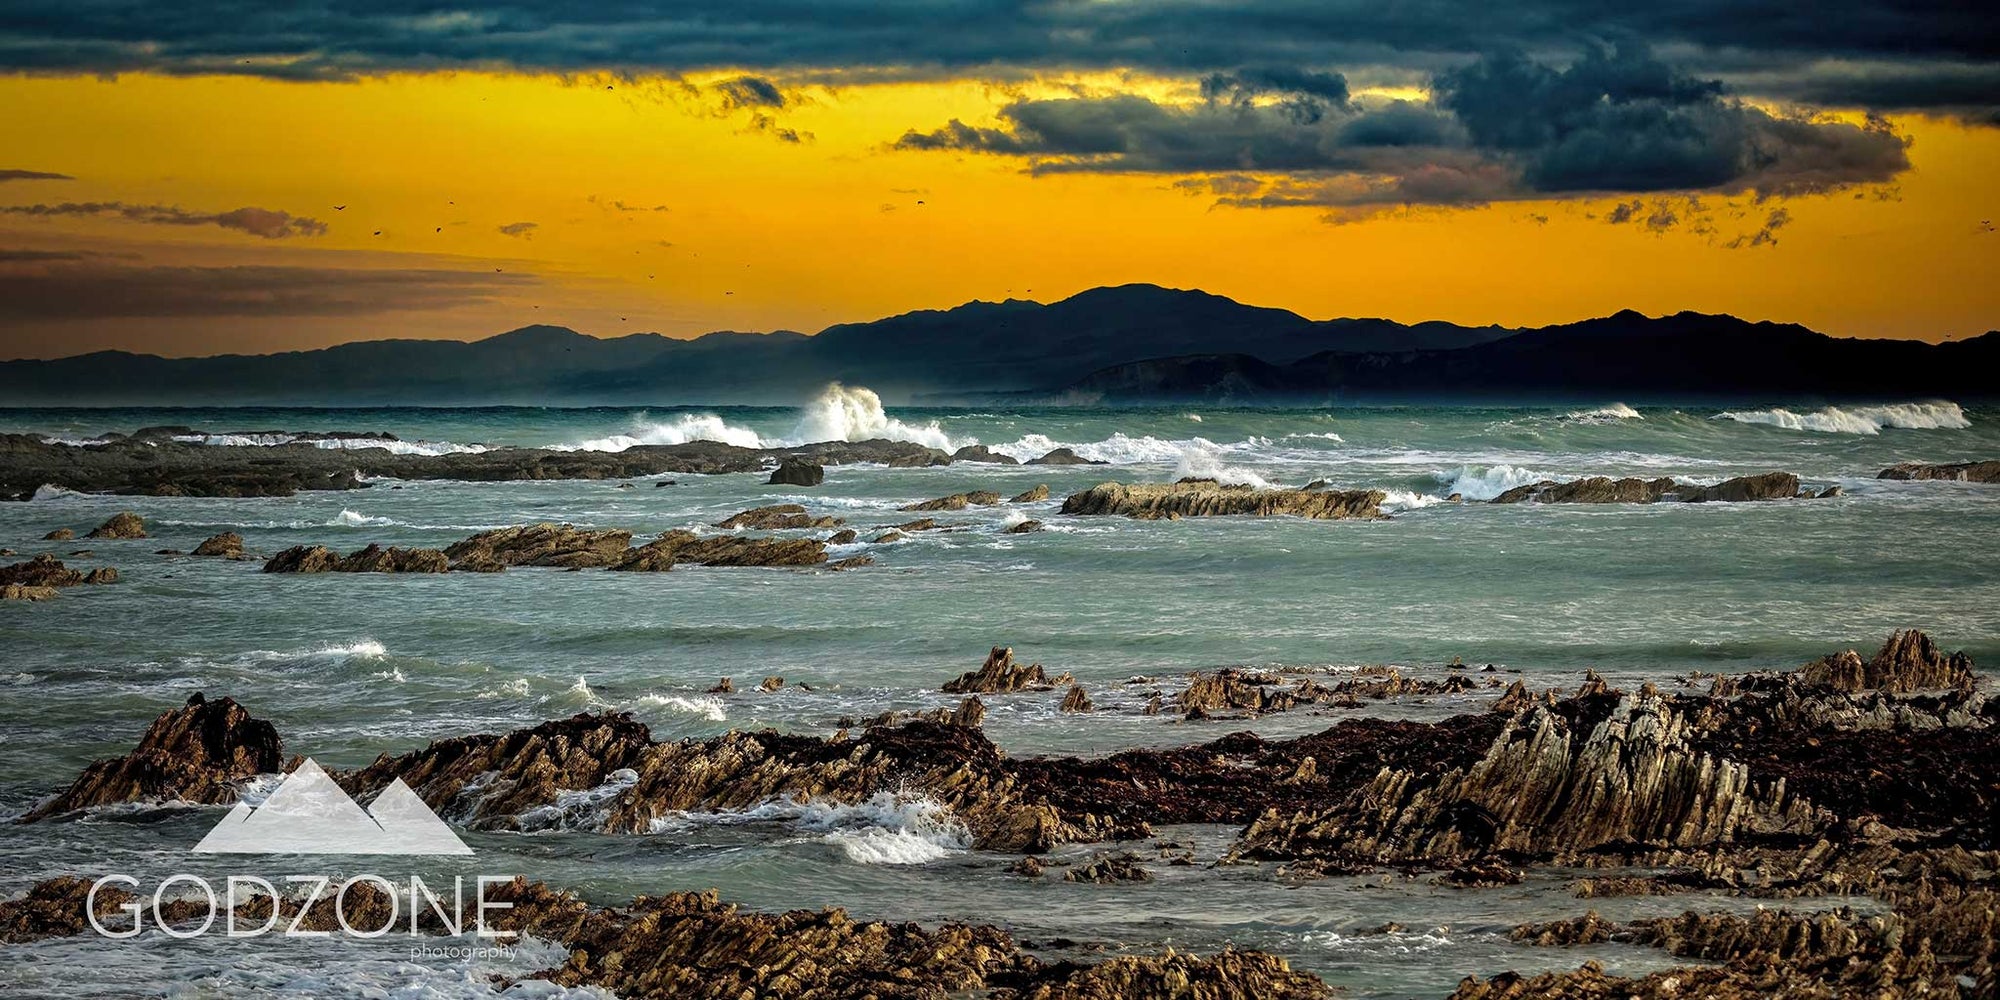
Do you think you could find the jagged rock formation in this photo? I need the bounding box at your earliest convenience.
[444,523,634,569]
[84,512,147,539]
[1010,484,1050,502]
[21,693,281,821]
[717,504,843,530]
[1061,685,1094,713]
[191,531,245,558]
[262,544,450,573]
[852,696,987,730]
[828,528,858,544]
[1064,852,1152,883]
[902,490,1002,511]
[41,528,72,541]
[0,554,119,599]
[943,647,1071,693]
[1879,459,2000,483]
[1006,520,1045,533]
[1492,472,1808,504]
[1789,628,1975,693]
[766,459,824,486]
[1061,481,1386,520]
[950,445,1020,465]
[1177,666,1482,718]
[611,530,828,569]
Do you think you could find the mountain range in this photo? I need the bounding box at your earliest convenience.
[2,284,1991,405]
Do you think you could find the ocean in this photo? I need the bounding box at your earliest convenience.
[0,393,1994,996]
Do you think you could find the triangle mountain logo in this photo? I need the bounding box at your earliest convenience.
[193,758,472,856]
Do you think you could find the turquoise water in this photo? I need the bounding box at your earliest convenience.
[0,397,1993,997]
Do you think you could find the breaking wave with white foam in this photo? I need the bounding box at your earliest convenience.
[1715,401,1970,435]
[172,432,490,456]
[788,383,962,451]
[1564,402,1643,422]
[652,793,970,865]
[555,412,766,452]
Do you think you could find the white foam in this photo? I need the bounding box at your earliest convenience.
[1433,464,1546,500]
[636,693,727,722]
[329,509,395,527]
[1378,490,1446,512]
[788,383,962,450]
[557,412,765,452]
[652,792,970,865]
[1564,402,1643,422]
[169,432,489,456]
[1715,401,1970,435]
[514,768,639,832]
[1184,412,1204,422]
[370,667,408,683]
[29,484,84,501]
[1173,441,1274,489]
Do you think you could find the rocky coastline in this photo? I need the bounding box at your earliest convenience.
[9,631,1993,998]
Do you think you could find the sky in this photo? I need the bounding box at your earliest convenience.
[0,2,1995,359]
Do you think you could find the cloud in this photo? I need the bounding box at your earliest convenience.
[1,201,329,238]
[498,221,539,237]
[714,75,786,109]
[0,260,534,320]
[0,169,73,182]
[898,46,1913,218]
[1725,207,1793,249]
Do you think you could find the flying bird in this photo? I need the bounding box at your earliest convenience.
[434,226,442,233]
[333,205,345,211]
[373,230,382,236]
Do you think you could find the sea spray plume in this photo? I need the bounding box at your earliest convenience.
[1172,439,1274,488]
[788,382,962,450]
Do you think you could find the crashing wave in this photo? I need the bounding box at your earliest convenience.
[651,793,970,865]
[1563,402,1643,422]
[635,693,728,722]
[555,412,766,452]
[787,383,962,450]
[1432,464,1547,500]
[1171,440,1273,488]
[169,433,489,456]
[514,767,640,832]
[1715,401,1970,435]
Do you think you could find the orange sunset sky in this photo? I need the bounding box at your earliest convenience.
[1,5,1996,359]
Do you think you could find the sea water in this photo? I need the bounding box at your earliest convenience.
[0,392,1992,997]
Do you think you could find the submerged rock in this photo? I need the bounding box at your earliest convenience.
[85,512,147,539]
[765,458,824,486]
[1878,459,2000,483]
[1,583,59,601]
[716,504,842,530]
[444,523,633,569]
[1061,481,1385,520]
[22,693,281,821]
[1027,447,1106,466]
[40,528,73,541]
[1064,852,1152,884]
[902,490,1003,511]
[1492,472,1805,504]
[944,647,1071,693]
[1006,519,1045,534]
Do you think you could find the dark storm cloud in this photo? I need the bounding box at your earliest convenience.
[0,2,1991,118]
[0,169,74,182]
[0,201,329,238]
[0,261,534,320]
[898,46,1911,208]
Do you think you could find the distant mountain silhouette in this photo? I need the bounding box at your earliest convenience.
[0,285,1986,404]
[1060,310,2000,402]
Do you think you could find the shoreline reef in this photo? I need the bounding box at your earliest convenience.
[7,631,1995,998]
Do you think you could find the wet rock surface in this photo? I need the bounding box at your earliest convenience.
[22,693,281,821]
[444,522,635,569]
[718,504,843,530]
[0,554,120,599]
[1061,481,1386,520]
[263,543,450,573]
[766,458,824,486]
[902,490,1003,511]
[1879,459,2000,483]
[0,433,961,499]
[1492,471,1808,504]
[190,531,245,558]
[84,512,148,539]
[944,647,1072,693]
